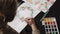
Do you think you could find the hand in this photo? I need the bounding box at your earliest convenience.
[25,18,38,31]
[25,18,35,26]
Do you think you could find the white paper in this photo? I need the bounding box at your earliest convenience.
[23,0,56,13]
[8,3,41,33]
[8,0,56,33]
[17,3,41,18]
[8,17,27,33]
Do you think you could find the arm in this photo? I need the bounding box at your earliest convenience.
[25,18,40,34]
[31,24,40,34]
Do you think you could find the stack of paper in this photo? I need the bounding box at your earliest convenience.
[8,0,56,33]
[8,3,41,33]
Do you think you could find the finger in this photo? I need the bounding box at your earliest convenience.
[24,18,29,23]
[25,18,30,20]
[25,18,33,19]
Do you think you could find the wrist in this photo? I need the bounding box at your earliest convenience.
[31,24,38,31]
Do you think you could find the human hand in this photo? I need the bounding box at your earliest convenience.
[25,18,35,26]
[25,18,39,31]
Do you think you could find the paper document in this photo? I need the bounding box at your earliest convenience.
[8,0,56,33]
[8,3,41,33]
[23,0,56,12]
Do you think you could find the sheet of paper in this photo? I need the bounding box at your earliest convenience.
[17,3,41,18]
[8,3,41,33]
[23,0,56,13]
[40,0,56,12]
[8,17,27,33]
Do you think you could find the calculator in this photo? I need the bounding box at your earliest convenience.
[42,17,59,34]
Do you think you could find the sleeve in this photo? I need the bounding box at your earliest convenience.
[3,25,18,34]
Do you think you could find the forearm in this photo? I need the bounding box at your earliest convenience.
[31,24,40,34]
[32,30,40,34]
[25,18,40,34]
